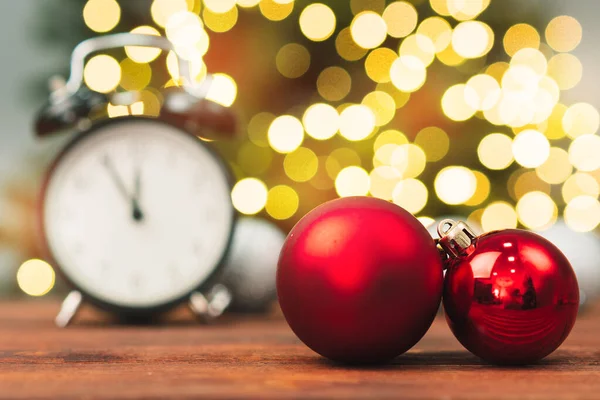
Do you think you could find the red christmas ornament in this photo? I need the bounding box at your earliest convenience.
[277,197,444,364]
[438,220,579,365]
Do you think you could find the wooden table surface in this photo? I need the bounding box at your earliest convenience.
[0,300,599,399]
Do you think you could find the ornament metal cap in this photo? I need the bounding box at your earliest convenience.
[437,219,477,259]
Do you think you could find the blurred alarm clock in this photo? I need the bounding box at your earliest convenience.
[35,34,236,326]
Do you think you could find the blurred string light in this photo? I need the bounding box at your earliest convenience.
[335,166,370,197]
[231,178,268,215]
[276,43,310,78]
[268,115,304,153]
[84,55,121,93]
[205,73,238,107]
[83,0,121,33]
[17,259,55,297]
[351,11,388,49]
[382,1,418,38]
[299,3,336,42]
[266,185,299,220]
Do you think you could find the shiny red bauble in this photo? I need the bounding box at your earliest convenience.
[441,224,579,365]
[277,197,444,364]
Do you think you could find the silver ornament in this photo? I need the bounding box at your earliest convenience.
[537,220,600,308]
[220,217,286,312]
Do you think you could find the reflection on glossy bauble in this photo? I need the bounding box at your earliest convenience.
[277,197,444,364]
[444,229,579,365]
[220,217,286,312]
[538,220,600,307]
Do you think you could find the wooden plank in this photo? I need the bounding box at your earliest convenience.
[0,300,598,399]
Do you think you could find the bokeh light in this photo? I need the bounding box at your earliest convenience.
[276,43,311,79]
[569,134,600,172]
[83,0,121,33]
[351,0,386,15]
[266,185,299,220]
[259,0,294,21]
[516,191,557,230]
[503,23,540,57]
[336,28,368,61]
[451,21,493,59]
[512,129,550,168]
[417,16,452,53]
[442,84,476,121]
[563,173,600,203]
[545,15,582,53]
[299,3,336,42]
[326,148,362,179]
[382,1,418,38]
[17,259,55,297]
[434,166,477,205]
[536,147,572,184]
[564,196,600,232]
[120,59,152,91]
[84,54,121,93]
[464,74,501,111]
[369,166,401,200]
[151,0,188,27]
[414,126,449,162]
[390,56,426,92]
[317,66,352,101]
[303,103,339,140]
[268,115,304,153]
[365,48,397,83]
[339,105,376,141]
[125,26,162,63]
[248,112,274,147]
[203,6,239,33]
[284,147,319,182]
[399,34,436,67]
[205,73,237,107]
[547,53,582,90]
[362,91,396,126]
[351,11,388,49]
[478,133,514,170]
[464,171,490,207]
[392,178,428,214]
[335,166,370,197]
[231,178,268,215]
[204,0,236,13]
[391,144,426,178]
[562,103,599,138]
[481,202,518,232]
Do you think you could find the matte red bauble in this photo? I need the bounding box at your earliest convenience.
[277,197,444,364]
[439,220,579,365]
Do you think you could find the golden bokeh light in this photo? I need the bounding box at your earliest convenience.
[391,144,427,178]
[303,103,339,140]
[451,21,493,59]
[237,142,273,175]
[373,143,398,167]
[125,26,162,63]
[310,156,334,191]
[248,112,274,147]
[237,0,261,7]
[335,166,370,197]
[442,84,476,121]
[17,259,55,297]
[392,178,428,214]
[151,0,188,27]
[266,185,299,220]
[390,56,426,92]
[547,53,583,90]
[84,54,121,94]
[418,216,436,228]
[414,126,449,162]
[516,191,557,230]
[562,173,600,203]
[317,66,352,101]
[434,166,477,205]
[562,103,599,138]
[569,134,600,172]
[259,0,294,21]
[464,170,490,206]
[165,11,204,49]
[284,147,319,182]
[335,28,368,61]
[429,0,450,16]
[166,51,207,83]
[564,195,600,232]
[351,11,388,49]
[535,147,572,184]
[382,1,418,38]
[326,148,362,179]
[268,115,304,153]
[448,0,490,21]
[299,3,336,42]
[339,105,376,141]
[417,17,452,53]
[399,34,436,67]
[365,48,397,83]
[478,133,514,170]
[512,171,551,200]
[510,48,547,77]
[377,82,411,108]
[362,91,396,126]
[436,45,465,66]
[83,0,121,33]
[231,178,268,215]
[119,58,152,91]
[481,202,518,232]
[503,23,540,57]
[351,0,386,15]
[374,129,408,151]
[540,103,568,140]
[204,0,236,13]
[137,89,162,117]
[369,166,401,200]
[205,73,237,107]
[276,43,311,79]
[203,6,239,33]
[512,129,550,168]
[464,74,501,111]
[485,62,509,83]
[545,15,582,53]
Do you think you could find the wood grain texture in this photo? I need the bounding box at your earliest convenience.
[0,300,598,399]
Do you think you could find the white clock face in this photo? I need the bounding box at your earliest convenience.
[43,119,234,309]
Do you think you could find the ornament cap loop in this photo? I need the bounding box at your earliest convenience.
[437,219,477,258]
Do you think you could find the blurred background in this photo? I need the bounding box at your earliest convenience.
[1,0,600,306]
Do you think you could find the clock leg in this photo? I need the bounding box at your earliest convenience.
[55,290,84,328]
[188,284,232,323]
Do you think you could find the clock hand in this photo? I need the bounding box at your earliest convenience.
[102,155,144,221]
[132,167,144,222]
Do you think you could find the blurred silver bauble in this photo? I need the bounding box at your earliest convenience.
[537,220,600,307]
[220,217,286,313]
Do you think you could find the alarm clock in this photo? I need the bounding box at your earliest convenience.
[35,34,236,327]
